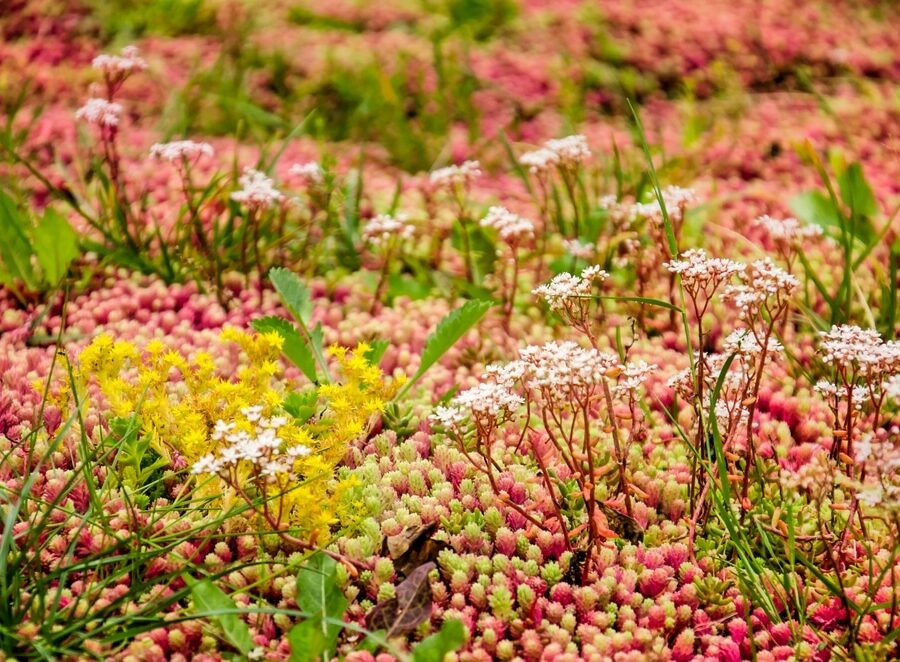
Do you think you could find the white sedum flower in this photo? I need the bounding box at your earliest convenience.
[230,168,284,211]
[75,98,123,127]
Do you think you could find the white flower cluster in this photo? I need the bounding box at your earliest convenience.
[431,379,523,434]
[723,329,783,357]
[615,360,658,396]
[753,215,823,242]
[434,341,656,434]
[562,238,595,260]
[519,134,591,174]
[479,206,534,244]
[75,98,123,127]
[362,214,415,248]
[191,408,311,480]
[814,380,869,409]
[429,160,481,188]
[721,258,798,317]
[289,161,325,184]
[150,140,214,163]
[532,265,608,310]
[818,325,900,377]
[631,186,697,225]
[91,45,147,76]
[517,341,621,394]
[230,167,284,210]
[665,249,745,292]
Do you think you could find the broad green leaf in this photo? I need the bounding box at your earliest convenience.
[0,189,38,289]
[838,162,878,220]
[33,208,79,285]
[251,316,317,383]
[270,267,313,325]
[399,299,493,398]
[288,619,328,662]
[789,190,840,230]
[411,619,466,662]
[292,552,347,661]
[185,577,253,655]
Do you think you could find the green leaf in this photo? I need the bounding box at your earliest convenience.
[838,162,878,220]
[270,267,313,325]
[397,299,493,399]
[251,316,317,383]
[185,577,253,655]
[291,552,347,662]
[283,389,319,423]
[33,208,80,285]
[288,619,328,662]
[364,339,390,366]
[411,619,466,662]
[789,190,840,230]
[0,189,38,289]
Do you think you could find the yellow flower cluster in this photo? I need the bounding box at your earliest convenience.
[77,331,396,539]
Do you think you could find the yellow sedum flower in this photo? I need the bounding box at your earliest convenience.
[76,331,395,541]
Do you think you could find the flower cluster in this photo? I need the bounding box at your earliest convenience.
[75,98,123,127]
[429,160,482,189]
[192,409,311,479]
[91,45,147,76]
[562,238,595,260]
[721,257,798,318]
[532,265,608,310]
[665,249,745,295]
[753,215,823,242]
[362,214,416,249]
[149,140,215,164]
[479,206,534,245]
[230,167,284,211]
[631,186,697,225]
[819,325,900,378]
[519,134,590,174]
[289,161,325,185]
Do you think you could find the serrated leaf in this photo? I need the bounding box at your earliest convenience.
[0,189,38,289]
[413,299,494,384]
[185,577,253,655]
[364,338,390,366]
[270,267,313,325]
[251,316,317,383]
[411,619,466,662]
[33,207,79,285]
[365,562,435,637]
[838,162,878,220]
[293,552,347,661]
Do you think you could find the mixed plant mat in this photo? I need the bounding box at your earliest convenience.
[1,0,900,661]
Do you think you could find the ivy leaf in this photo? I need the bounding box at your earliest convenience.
[411,619,466,662]
[185,577,253,655]
[365,562,435,637]
[397,299,493,399]
[251,316,317,383]
[270,267,313,325]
